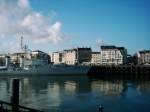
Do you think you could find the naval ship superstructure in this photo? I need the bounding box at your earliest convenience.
[0,56,90,75]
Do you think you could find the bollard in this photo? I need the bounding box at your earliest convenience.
[11,79,19,112]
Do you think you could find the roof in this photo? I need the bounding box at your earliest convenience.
[77,47,91,50]
[101,45,125,50]
[63,47,91,52]
[92,52,101,54]
[139,50,150,54]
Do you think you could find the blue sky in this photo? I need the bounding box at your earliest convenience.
[0,0,150,54]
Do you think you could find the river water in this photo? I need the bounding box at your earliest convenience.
[0,75,150,112]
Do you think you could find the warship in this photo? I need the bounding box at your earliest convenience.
[0,37,91,75]
[0,56,90,75]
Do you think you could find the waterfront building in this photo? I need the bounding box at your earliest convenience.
[91,52,101,65]
[137,50,150,65]
[126,54,138,65]
[101,45,127,65]
[63,47,92,65]
[77,48,92,64]
[63,49,77,65]
[51,47,92,65]
[51,52,64,64]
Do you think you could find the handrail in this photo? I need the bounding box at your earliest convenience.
[0,100,44,112]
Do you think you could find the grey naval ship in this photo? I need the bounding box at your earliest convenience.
[0,37,91,75]
[0,56,90,75]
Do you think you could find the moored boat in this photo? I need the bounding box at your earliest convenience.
[0,56,91,75]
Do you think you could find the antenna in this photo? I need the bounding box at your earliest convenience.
[20,36,30,53]
[21,36,23,50]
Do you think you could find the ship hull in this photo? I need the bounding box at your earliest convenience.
[0,65,91,75]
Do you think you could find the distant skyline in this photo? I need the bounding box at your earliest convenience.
[0,0,150,54]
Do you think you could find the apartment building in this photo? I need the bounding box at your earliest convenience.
[101,45,127,65]
[63,49,77,65]
[51,47,92,65]
[91,52,101,64]
[137,50,150,65]
[77,48,92,64]
[51,52,64,64]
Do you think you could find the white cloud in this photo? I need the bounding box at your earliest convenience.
[17,0,30,9]
[0,0,66,52]
[95,38,108,46]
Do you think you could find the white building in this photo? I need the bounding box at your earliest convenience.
[137,50,150,65]
[51,47,92,65]
[91,52,101,64]
[51,52,64,64]
[51,50,75,65]
[101,46,127,65]
[63,49,77,65]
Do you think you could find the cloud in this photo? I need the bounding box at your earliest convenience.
[95,38,108,47]
[17,0,30,8]
[0,0,66,52]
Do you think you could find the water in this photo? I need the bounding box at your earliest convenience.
[0,75,150,112]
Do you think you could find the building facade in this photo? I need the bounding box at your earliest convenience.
[51,47,92,65]
[137,50,150,65]
[91,52,101,64]
[51,52,63,64]
[101,46,127,65]
[77,48,92,64]
[63,49,77,65]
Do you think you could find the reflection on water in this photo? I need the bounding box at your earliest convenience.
[0,76,150,112]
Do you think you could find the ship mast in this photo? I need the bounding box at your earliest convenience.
[20,36,23,51]
[20,36,28,52]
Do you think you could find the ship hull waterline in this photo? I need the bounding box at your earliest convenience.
[0,66,91,76]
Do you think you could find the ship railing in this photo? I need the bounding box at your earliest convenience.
[0,100,44,112]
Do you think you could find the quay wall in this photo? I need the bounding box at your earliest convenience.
[87,65,150,79]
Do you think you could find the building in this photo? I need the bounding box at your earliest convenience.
[77,48,92,64]
[101,45,127,65]
[63,49,77,65]
[126,54,138,65]
[137,50,150,65]
[51,52,64,64]
[51,47,92,65]
[91,52,101,64]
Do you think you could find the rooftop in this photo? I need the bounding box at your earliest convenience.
[101,46,125,50]
[139,50,150,54]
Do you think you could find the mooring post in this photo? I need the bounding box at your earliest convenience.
[11,79,19,112]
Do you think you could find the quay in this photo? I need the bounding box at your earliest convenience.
[87,65,150,79]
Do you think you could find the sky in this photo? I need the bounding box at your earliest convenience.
[0,0,150,54]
